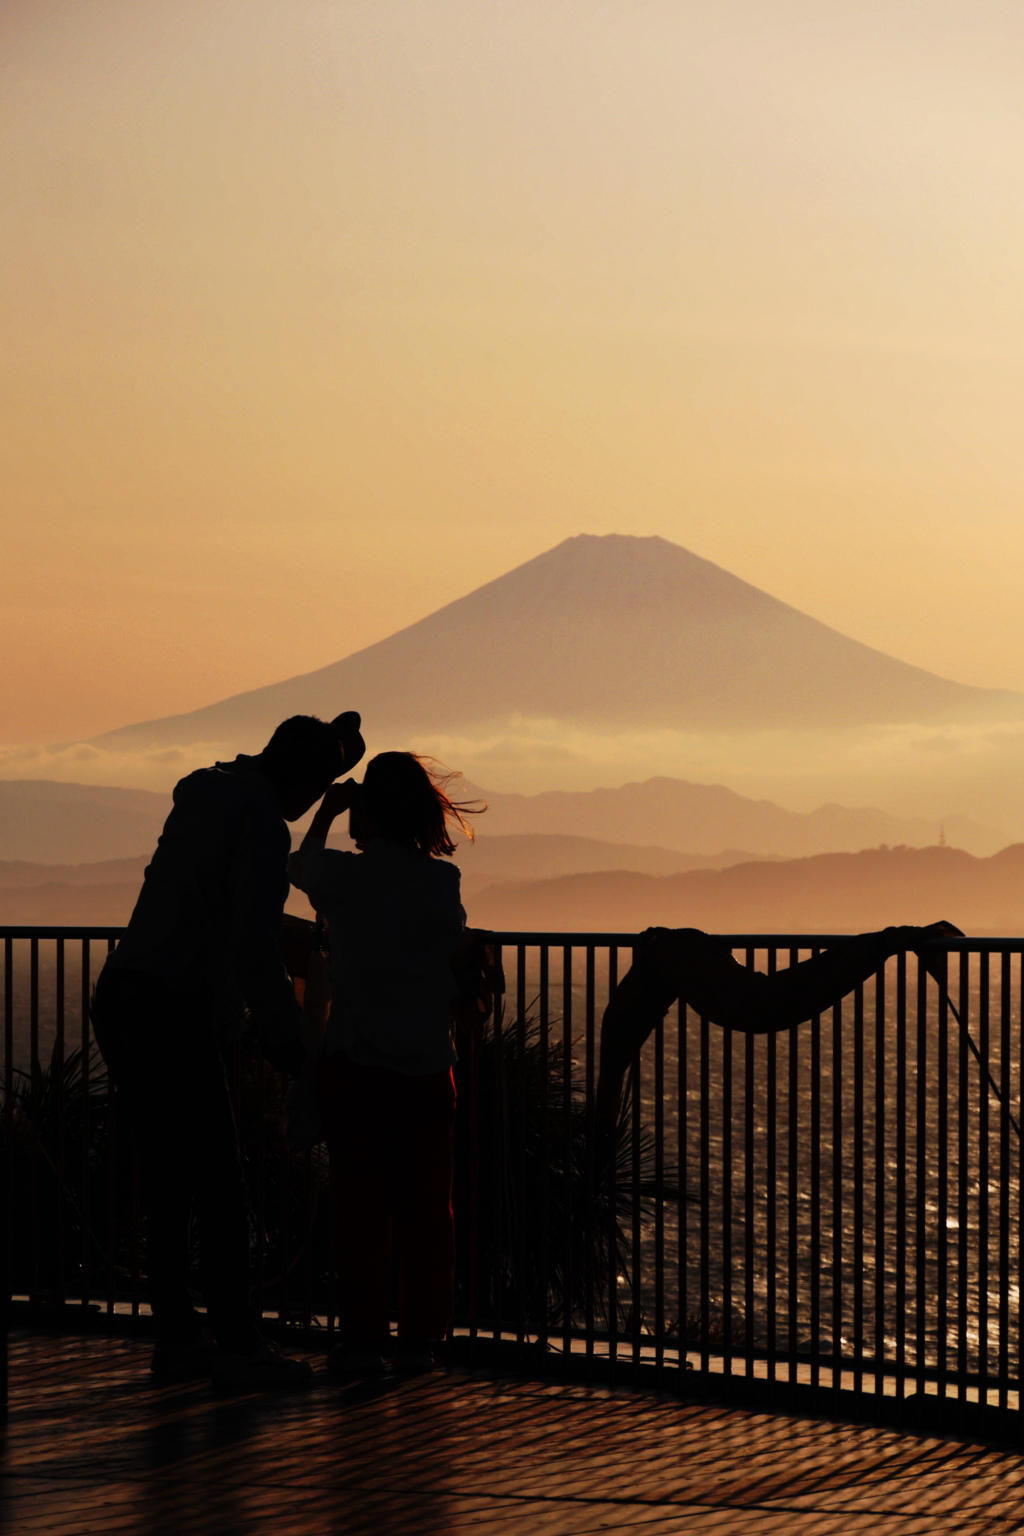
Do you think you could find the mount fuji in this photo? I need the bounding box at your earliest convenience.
[94,534,1024,753]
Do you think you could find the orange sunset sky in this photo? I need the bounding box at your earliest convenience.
[4,0,1024,750]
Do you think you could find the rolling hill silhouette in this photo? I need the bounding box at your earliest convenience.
[472,844,1024,936]
[6,842,1022,934]
[0,781,171,863]
[1,774,1004,865]
[93,534,1024,753]
[462,778,1005,857]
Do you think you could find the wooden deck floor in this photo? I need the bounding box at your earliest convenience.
[4,1332,1024,1534]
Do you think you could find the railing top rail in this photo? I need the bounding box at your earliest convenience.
[488,932,1024,951]
[1,924,1024,950]
[0,926,125,940]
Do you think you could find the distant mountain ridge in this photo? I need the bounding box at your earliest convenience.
[5,843,1022,936]
[93,534,1024,752]
[450,834,775,897]
[0,855,150,889]
[465,778,1006,858]
[0,781,171,863]
[0,838,772,926]
[0,774,1004,864]
[472,844,1024,936]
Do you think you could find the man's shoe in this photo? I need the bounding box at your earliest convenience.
[394,1339,436,1375]
[326,1343,387,1378]
[151,1333,218,1381]
[211,1339,313,1391]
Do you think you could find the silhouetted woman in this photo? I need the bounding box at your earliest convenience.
[288,752,478,1375]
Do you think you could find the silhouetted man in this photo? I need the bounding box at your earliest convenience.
[596,919,962,1141]
[91,711,364,1389]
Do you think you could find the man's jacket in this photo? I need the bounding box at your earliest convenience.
[106,754,301,1063]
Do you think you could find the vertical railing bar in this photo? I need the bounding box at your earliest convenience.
[998,951,1011,1415]
[497,924,512,1336]
[130,1146,141,1321]
[809,952,821,1398]
[978,950,990,1409]
[583,943,596,1371]
[279,1067,290,1328]
[128,975,144,1323]
[873,960,886,1402]
[787,948,799,1389]
[467,978,480,1348]
[326,1211,336,1342]
[1013,952,1019,1419]
[895,951,907,1406]
[104,937,117,1320]
[630,1045,642,1376]
[654,1007,665,1380]
[915,957,928,1399]
[230,1032,244,1330]
[957,951,970,1419]
[831,995,843,1401]
[678,997,687,1382]
[562,944,573,1361]
[516,943,528,1355]
[699,1011,710,1377]
[765,947,778,1395]
[106,1019,117,1314]
[852,980,865,1398]
[722,994,733,1386]
[492,951,505,1351]
[936,949,949,1403]
[743,947,756,1383]
[539,944,550,1363]
[254,1048,266,1322]
[80,938,91,1313]
[55,938,66,1308]
[3,938,13,1317]
[0,936,9,1417]
[302,1146,314,1332]
[606,945,618,1378]
[30,937,40,1303]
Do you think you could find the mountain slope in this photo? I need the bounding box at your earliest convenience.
[94,534,1024,752]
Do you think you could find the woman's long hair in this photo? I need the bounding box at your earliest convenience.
[361,752,484,858]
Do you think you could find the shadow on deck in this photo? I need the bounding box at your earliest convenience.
[4,1332,1024,1534]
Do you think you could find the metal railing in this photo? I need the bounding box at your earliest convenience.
[2,926,1021,1440]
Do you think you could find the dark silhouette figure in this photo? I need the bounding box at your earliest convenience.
[288,752,479,1377]
[596,920,963,1137]
[90,711,364,1389]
